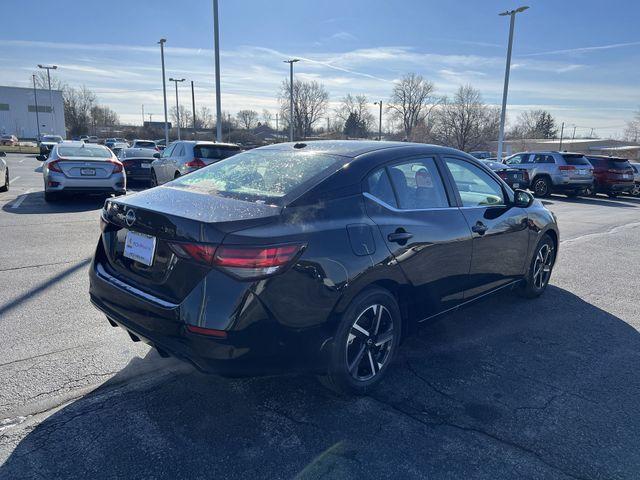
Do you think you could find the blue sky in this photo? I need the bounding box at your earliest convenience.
[1,0,639,136]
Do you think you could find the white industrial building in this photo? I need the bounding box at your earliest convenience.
[0,85,65,139]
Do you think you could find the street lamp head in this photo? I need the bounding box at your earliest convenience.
[158,38,166,44]
[499,5,529,16]
[284,58,300,64]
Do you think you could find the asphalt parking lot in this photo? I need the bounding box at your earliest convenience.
[1,152,640,479]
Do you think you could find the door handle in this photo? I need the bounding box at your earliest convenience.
[387,231,413,243]
[471,222,488,235]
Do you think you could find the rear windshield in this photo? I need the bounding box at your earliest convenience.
[562,154,590,166]
[171,149,343,203]
[120,148,157,159]
[605,159,631,169]
[57,146,111,158]
[194,145,240,160]
[135,141,155,148]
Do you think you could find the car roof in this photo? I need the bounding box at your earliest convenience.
[120,147,157,157]
[257,140,468,159]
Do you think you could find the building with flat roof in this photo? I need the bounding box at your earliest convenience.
[0,85,65,139]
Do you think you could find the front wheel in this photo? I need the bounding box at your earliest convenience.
[150,170,158,187]
[319,288,401,396]
[631,184,640,197]
[0,170,8,192]
[518,234,556,299]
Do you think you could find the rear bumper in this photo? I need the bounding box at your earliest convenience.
[596,182,634,193]
[45,171,126,193]
[552,182,592,192]
[88,256,331,376]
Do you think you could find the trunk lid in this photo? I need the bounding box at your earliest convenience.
[100,185,281,303]
[58,159,116,179]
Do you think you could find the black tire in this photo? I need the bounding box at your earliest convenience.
[631,184,640,197]
[518,234,556,299]
[174,171,181,179]
[150,169,158,187]
[532,176,551,198]
[319,287,401,396]
[583,184,595,197]
[44,191,58,202]
[565,191,578,198]
[0,170,8,192]
[607,192,618,198]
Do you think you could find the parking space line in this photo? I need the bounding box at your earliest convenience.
[10,189,32,209]
[9,176,20,184]
[19,158,25,164]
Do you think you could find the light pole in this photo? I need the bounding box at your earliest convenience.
[284,59,300,141]
[158,39,170,145]
[169,78,185,140]
[374,101,383,141]
[212,0,222,142]
[496,5,528,162]
[32,74,41,140]
[191,80,197,138]
[37,64,57,135]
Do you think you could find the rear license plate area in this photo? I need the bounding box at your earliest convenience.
[81,168,96,176]
[123,231,157,266]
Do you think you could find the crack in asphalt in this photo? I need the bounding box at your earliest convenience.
[0,341,103,369]
[0,258,91,273]
[368,395,591,480]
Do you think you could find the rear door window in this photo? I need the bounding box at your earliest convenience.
[534,154,555,164]
[366,169,397,208]
[505,154,530,165]
[386,158,449,209]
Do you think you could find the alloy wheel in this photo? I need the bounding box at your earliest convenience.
[345,304,395,382]
[631,184,640,197]
[532,243,554,289]
[534,179,548,197]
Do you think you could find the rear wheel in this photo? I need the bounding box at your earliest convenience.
[583,184,595,197]
[0,170,8,192]
[174,171,181,179]
[150,170,158,187]
[518,234,556,299]
[319,288,401,396]
[631,183,640,197]
[532,176,551,198]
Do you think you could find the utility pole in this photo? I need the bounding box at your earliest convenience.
[169,78,185,140]
[275,112,279,142]
[32,74,41,141]
[571,126,577,144]
[158,38,169,145]
[37,64,58,134]
[212,0,222,142]
[191,80,197,138]
[327,117,330,134]
[284,59,300,141]
[559,122,565,151]
[374,101,383,140]
[142,104,145,125]
[496,6,529,162]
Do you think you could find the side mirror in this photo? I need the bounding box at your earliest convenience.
[36,154,47,161]
[0,151,6,157]
[153,152,161,158]
[513,189,534,208]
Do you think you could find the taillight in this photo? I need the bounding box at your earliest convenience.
[108,159,124,173]
[185,325,227,338]
[168,242,304,279]
[185,158,206,168]
[48,160,63,173]
[559,165,575,175]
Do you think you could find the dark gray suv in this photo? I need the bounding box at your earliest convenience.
[504,151,594,198]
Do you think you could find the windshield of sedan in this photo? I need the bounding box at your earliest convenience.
[171,149,343,202]
[194,144,240,160]
[57,145,112,158]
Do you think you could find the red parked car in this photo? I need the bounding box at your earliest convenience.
[585,156,635,197]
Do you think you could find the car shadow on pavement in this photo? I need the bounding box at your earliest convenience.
[544,194,640,208]
[1,191,108,214]
[2,286,640,479]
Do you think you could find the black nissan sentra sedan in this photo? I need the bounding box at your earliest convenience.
[90,141,559,395]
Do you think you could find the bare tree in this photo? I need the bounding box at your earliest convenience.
[91,105,119,127]
[432,85,499,151]
[195,106,213,129]
[625,109,640,143]
[31,71,66,91]
[279,79,329,139]
[388,73,440,140]
[63,86,96,137]
[170,105,192,129]
[261,109,273,128]
[509,109,558,139]
[236,109,259,130]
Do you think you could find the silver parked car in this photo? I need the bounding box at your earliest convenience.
[131,139,157,150]
[503,151,594,198]
[630,162,640,197]
[42,141,125,202]
[150,140,241,186]
[0,151,8,192]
